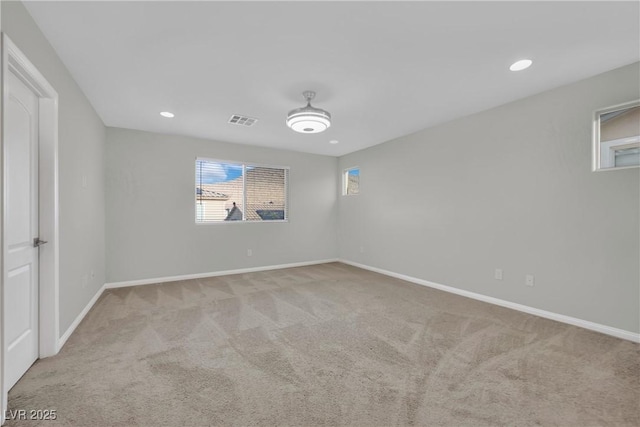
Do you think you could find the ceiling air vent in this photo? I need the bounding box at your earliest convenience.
[228,114,258,127]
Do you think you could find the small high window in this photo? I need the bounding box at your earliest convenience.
[593,100,640,171]
[343,167,360,195]
[195,158,288,223]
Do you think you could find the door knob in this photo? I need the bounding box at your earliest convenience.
[33,237,48,247]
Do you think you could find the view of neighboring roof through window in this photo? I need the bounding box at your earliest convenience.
[195,158,288,223]
[344,167,360,195]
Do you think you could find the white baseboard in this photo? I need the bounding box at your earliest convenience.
[104,258,340,289]
[57,284,106,351]
[339,259,640,343]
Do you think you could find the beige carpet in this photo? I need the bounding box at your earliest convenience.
[6,263,639,426]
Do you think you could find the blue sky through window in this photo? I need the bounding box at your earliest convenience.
[196,160,243,184]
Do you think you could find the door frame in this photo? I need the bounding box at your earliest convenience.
[1,34,59,421]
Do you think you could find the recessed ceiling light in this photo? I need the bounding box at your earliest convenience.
[160,111,175,118]
[330,140,339,144]
[509,59,533,71]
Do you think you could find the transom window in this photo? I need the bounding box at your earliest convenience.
[195,158,288,223]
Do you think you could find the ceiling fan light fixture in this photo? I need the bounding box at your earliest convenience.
[286,91,331,133]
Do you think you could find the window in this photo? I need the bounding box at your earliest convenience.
[593,100,640,171]
[343,167,360,195]
[195,158,288,223]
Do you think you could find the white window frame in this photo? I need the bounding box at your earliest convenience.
[195,157,289,224]
[342,166,360,196]
[593,100,640,172]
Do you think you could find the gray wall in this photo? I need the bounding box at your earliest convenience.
[2,1,107,335]
[339,62,640,333]
[106,128,338,283]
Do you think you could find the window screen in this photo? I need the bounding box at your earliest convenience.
[196,159,288,223]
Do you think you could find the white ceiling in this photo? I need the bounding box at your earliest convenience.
[24,1,640,156]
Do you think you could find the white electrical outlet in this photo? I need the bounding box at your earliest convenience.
[526,274,535,287]
[494,268,503,280]
[247,249,253,257]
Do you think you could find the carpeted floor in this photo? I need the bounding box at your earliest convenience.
[6,262,639,426]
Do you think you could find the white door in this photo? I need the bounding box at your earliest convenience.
[4,70,40,390]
